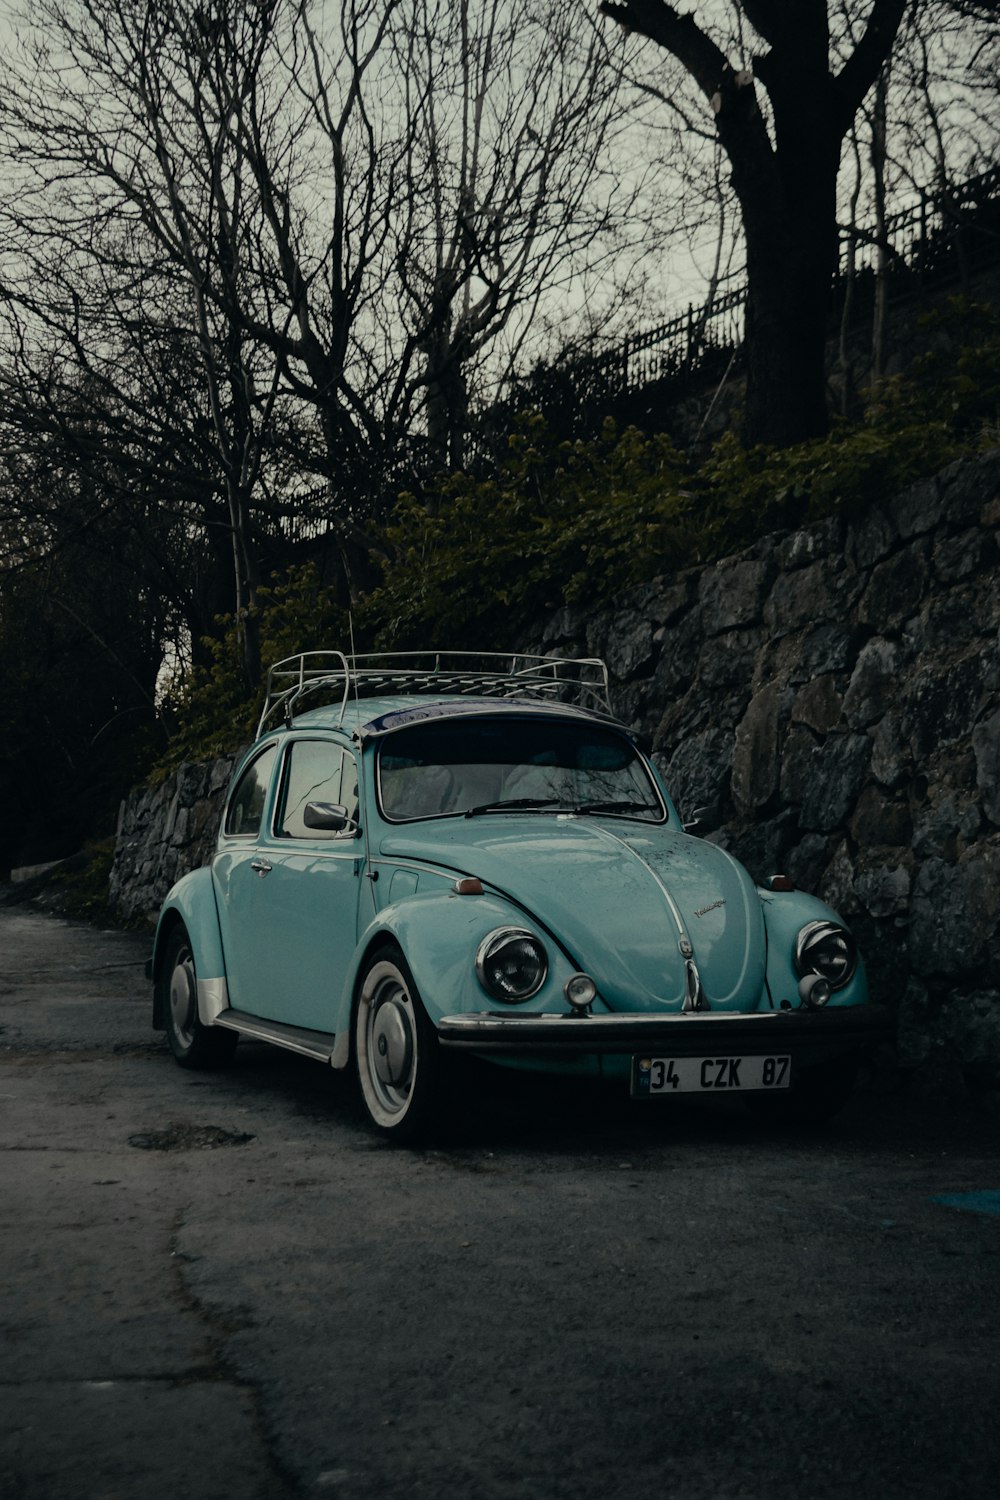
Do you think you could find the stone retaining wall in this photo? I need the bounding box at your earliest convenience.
[526,448,1000,1094]
[110,756,238,923]
[111,448,1000,1092]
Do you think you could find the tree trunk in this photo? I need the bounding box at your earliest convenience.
[742,224,836,447]
[734,119,841,447]
[870,66,890,383]
[598,0,909,449]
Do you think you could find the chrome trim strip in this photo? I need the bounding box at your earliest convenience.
[794,919,858,990]
[213,1008,337,1063]
[475,927,548,1001]
[197,977,229,1024]
[586,824,688,943]
[682,957,704,1012]
[437,1005,889,1055]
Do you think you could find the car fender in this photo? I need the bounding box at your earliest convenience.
[340,888,571,1032]
[760,889,868,1009]
[150,866,228,1028]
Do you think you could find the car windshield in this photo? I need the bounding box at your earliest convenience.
[377,716,664,823]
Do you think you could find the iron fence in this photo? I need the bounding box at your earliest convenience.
[515,163,1000,412]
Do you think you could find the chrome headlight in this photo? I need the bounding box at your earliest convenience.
[794,920,857,991]
[476,928,548,1003]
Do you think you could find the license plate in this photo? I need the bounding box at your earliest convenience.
[631,1054,792,1096]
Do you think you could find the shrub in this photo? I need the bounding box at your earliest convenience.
[157,309,1000,770]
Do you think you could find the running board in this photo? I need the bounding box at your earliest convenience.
[214,1008,338,1064]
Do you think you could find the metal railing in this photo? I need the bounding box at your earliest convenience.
[257,650,613,735]
[521,163,1000,406]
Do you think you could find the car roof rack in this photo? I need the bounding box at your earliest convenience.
[256,651,613,737]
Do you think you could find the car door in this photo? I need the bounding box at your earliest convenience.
[215,736,363,1032]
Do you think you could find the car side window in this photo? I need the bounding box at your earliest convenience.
[278,740,360,840]
[224,746,278,838]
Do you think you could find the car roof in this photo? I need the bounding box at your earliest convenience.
[286,695,632,741]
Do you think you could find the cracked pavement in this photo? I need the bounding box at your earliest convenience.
[2,906,1000,1500]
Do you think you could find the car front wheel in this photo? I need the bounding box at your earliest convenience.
[161,925,238,1070]
[354,946,440,1142]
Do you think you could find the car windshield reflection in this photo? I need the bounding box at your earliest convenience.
[378,717,665,823]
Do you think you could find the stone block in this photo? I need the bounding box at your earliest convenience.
[541,604,588,647]
[698,557,771,634]
[903,653,986,759]
[209,757,237,795]
[843,637,904,729]
[724,809,799,886]
[940,988,1000,1086]
[850,785,912,847]
[796,733,870,832]
[912,790,982,859]
[777,515,844,570]
[176,762,207,809]
[908,584,987,656]
[791,675,843,734]
[909,847,1000,977]
[848,504,896,569]
[697,628,762,692]
[753,629,806,691]
[857,541,931,630]
[662,728,733,819]
[784,834,832,894]
[797,623,867,680]
[653,687,710,756]
[650,607,704,698]
[161,792,181,844]
[732,680,787,815]
[817,840,858,916]
[603,610,656,681]
[764,557,850,633]
[896,976,933,1067]
[853,854,911,919]
[610,679,644,729]
[932,528,993,584]
[890,476,942,539]
[647,576,695,628]
[779,724,821,809]
[939,448,1000,527]
[972,709,1000,826]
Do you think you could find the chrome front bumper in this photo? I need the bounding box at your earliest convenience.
[437,1005,889,1055]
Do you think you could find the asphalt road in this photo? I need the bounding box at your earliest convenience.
[2,906,999,1500]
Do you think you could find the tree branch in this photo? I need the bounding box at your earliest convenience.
[834,0,910,128]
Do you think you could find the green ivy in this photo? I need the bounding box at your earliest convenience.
[366,417,697,649]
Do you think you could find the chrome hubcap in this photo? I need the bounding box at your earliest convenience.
[363,968,417,1115]
[372,996,413,1088]
[169,949,197,1048]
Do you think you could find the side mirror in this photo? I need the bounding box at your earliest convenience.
[683,804,720,837]
[303,801,357,834]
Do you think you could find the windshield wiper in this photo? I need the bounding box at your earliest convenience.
[464,797,566,818]
[573,799,659,816]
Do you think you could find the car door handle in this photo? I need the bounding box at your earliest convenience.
[250,859,273,878]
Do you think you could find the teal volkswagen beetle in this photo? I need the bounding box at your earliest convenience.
[150,651,880,1140]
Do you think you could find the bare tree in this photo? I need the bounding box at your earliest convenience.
[384,0,635,469]
[2,0,648,675]
[829,0,1000,400]
[0,0,306,686]
[598,0,910,447]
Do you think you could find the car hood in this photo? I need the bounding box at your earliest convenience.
[378,817,765,1012]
